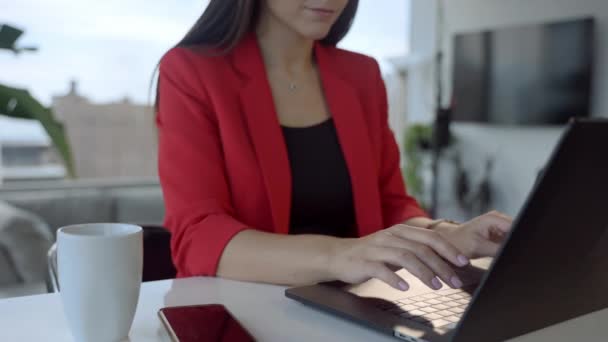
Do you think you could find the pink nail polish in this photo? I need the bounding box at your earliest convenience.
[432,277,442,290]
[398,281,409,291]
[457,255,469,266]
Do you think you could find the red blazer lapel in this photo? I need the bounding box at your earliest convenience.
[315,44,384,236]
[233,34,292,235]
[231,34,384,236]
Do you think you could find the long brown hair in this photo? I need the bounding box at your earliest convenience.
[177,0,359,50]
[154,0,359,108]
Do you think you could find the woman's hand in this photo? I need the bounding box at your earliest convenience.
[435,211,513,259]
[327,225,471,292]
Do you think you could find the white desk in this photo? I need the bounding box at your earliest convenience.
[1,277,606,341]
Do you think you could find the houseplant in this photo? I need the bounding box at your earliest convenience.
[0,24,75,177]
[402,123,432,209]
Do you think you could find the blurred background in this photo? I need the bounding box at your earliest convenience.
[0,0,606,298]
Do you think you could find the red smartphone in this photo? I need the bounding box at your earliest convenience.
[158,304,256,342]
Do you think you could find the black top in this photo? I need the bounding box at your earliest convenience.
[281,119,356,238]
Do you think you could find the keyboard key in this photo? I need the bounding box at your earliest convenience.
[410,310,426,317]
[424,313,443,320]
[407,297,421,303]
[432,304,450,310]
[448,294,462,300]
[449,307,465,314]
[444,301,460,308]
[401,304,417,311]
[425,298,442,305]
[432,319,451,327]
[398,298,414,305]
[420,307,438,313]
[411,301,428,308]
[435,310,455,317]
[422,293,440,299]
[445,315,461,323]
[456,298,470,305]
[440,288,461,295]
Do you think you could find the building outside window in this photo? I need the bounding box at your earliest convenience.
[1,0,411,183]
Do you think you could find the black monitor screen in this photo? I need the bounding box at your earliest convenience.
[451,18,594,125]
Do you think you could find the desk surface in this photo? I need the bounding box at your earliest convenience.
[1,277,606,342]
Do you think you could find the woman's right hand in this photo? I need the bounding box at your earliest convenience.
[327,224,470,291]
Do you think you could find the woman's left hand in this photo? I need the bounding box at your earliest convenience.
[434,211,513,259]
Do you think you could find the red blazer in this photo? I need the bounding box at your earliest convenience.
[157,33,427,278]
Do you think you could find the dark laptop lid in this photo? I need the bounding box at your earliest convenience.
[452,119,608,341]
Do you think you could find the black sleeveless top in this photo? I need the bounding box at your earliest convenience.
[281,119,356,237]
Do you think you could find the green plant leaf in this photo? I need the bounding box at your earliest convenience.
[0,24,38,53]
[402,124,433,209]
[0,24,22,51]
[0,83,76,177]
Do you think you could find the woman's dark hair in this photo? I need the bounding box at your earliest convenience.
[154,0,359,109]
[177,0,359,51]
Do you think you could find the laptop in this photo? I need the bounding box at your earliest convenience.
[286,119,608,342]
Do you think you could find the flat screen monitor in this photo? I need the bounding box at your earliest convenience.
[451,18,594,125]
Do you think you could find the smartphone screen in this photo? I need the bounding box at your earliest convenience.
[159,304,255,342]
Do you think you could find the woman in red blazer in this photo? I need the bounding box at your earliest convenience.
[157,0,512,291]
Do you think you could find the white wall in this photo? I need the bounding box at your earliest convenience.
[408,0,608,218]
[444,0,608,119]
[409,0,608,121]
[384,71,409,149]
[407,0,439,123]
[435,124,564,220]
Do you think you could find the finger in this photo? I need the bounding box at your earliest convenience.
[388,225,468,267]
[409,243,464,289]
[475,238,501,257]
[368,247,445,290]
[400,253,445,290]
[488,226,508,243]
[371,242,463,288]
[489,210,513,223]
[484,211,513,232]
[365,261,410,291]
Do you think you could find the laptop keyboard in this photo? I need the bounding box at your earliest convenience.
[377,288,473,328]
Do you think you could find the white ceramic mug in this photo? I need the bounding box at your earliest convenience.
[57,223,143,342]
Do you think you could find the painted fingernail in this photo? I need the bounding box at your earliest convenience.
[398,281,409,291]
[432,277,443,290]
[457,255,469,266]
[451,276,464,288]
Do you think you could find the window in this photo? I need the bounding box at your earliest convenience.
[2,146,46,166]
[1,0,410,183]
[0,0,412,299]
[341,0,411,69]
